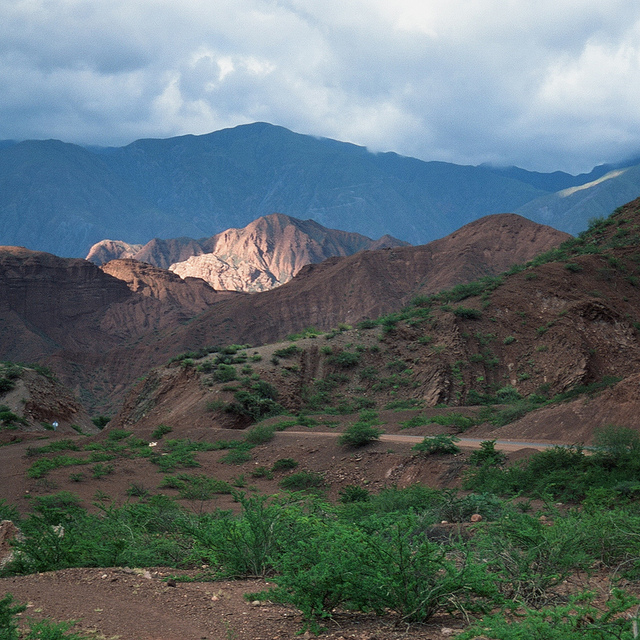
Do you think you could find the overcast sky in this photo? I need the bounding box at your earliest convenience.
[1,0,639,173]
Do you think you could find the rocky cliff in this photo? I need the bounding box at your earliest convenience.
[88,213,409,292]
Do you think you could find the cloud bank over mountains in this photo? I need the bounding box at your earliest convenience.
[1,0,639,172]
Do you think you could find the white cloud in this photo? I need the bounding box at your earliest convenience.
[0,0,639,171]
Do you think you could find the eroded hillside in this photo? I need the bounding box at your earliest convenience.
[0,214,567,413]
[114,197,640,444]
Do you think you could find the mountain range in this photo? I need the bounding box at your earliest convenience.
[0,213,568,413]
[86,213,408,292]
[2,122,639,257]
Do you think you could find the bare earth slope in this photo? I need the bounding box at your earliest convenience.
[0,214,568,413]
[170,213,571,348]
[114,198,640,446]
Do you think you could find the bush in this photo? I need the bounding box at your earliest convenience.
[0,406,27,429]
[91,415,110,429]
[592,424,640,463]
[273,345,300,358]
[401,415,430,429]
[225,381,283,422]
[338,413,383,447]
[220,448,252,465]
[213,364,237,382]
[328,351,361,368]
[266,514,492,629]
[339,485,370,503]
[244,424,276,445]
[458,590,637,640]
[279,471,326,491]
[27,455,87,479]
[271,458,298,472]
[412,434,460,455]
[472,512,591,607]
[151,424,172,440]
[160,474,231,500]
[468,440,507,467]
[452,306,482,320]
[0,593,24,640]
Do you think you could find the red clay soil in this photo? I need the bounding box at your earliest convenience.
[2,567,473,640]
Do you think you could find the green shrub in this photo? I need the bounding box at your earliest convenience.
[107,429,131,441]
[328,351,361,368]
[338,417,383,447]
[0,378,15,394]
[126,483,150,498]
[358,365,378,380]
[273,345,300,358]
[339,485,370,503]
[150,439,215,473]
[213,364,237,382]
[385,399,422,410]
[468,440,507,467]
[338,422,383,447]
[91,463,114,479]
[458,590,637,640]
[244,424,276,445]
[151,424,173,440]
[271,458,298,472]
[592,424,640,462]
[160,474,232,499]
[266,513,492,629]
[206,399,226,412]
[26,440,80,457]
[401,415,430,429]
[225,381,283,421]
[91,415,110,429]
[220,448,252,465]
[279,471,326,491]
[251,466,273,479]
[0,406,27,428]
[412,434,460,455]
[0,593,24,640]
[27,455,87,479]
[452,306,482,320]
[473,512,593,607]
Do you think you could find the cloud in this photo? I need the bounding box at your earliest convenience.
[0,0,639,172]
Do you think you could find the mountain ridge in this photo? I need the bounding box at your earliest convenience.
[3,122,637,257]
[0,213,568,412]
[88,213,409,292]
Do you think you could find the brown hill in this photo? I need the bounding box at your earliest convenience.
[100,259,240,314]
[0,361,96,444]
[113,198,640,446]
[168,213,571,349]
[0,214,569,414]
[87,213,409,292]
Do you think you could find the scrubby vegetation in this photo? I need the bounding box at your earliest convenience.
[2,476,640,635]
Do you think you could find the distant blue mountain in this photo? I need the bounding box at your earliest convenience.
[0,122,638,257]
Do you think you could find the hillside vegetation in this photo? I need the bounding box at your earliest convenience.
[2,199,640,638]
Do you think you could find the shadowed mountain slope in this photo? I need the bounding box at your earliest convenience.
[5,122,636,257]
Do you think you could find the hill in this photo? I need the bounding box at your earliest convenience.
[2,202,640,640]
[3,122,638,257]
[0,214,567,413]
[88,213,408,292]
[113,197,640,447]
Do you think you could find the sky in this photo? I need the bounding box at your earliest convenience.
[1,0,640,173]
